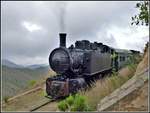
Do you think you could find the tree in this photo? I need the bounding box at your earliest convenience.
[131,1,149,26]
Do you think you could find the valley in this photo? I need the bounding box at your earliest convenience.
[1,59,54,101]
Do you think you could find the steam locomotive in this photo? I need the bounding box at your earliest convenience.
[46,33,140,98]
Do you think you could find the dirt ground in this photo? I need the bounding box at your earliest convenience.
[106,81,149,111]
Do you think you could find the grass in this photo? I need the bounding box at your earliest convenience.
[2,70,56,111]
[2,66,56,101]
[6,70,56,100]
[79,66,136,110]
[2,89,44,111]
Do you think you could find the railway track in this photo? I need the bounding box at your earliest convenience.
[7,87,42,102]
[29,97,56,112]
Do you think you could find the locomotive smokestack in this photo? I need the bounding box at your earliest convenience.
[59,33,66,47]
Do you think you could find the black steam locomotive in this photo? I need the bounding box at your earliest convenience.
[46,33,139,98]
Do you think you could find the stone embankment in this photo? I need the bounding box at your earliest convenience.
[97,68,149,111]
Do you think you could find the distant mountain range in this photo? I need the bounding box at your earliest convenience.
[2,59,49,69]
[2,59,52,100]
[2,59,24,68]
[26,64,49,69]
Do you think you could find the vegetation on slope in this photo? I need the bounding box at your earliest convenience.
[58,94,92,111]
[2,65,54,100]
[79,71,134,110]
[2,89,44,111]
[57,71,134,111]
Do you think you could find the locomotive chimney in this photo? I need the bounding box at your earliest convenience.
[59,33,66,47]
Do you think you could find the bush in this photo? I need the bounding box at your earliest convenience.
[58,100,68,111]
[71,94,86,111]
[66,94,74,106]
[58,94,92,111]
[28,80,36,86]
[123,55,140,71]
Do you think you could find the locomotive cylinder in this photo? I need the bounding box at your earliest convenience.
[59,33,67,47]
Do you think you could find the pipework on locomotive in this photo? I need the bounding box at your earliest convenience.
[46,33,140,99]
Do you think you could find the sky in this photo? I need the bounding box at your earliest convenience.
[1,1,149,66]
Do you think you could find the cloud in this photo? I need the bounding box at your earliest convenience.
[1,1,149,65]
[22,21,42,32]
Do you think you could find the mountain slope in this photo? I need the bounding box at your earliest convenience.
[2,65,51,99]
[2,59,24,68]
[26,64,49,69]
[2,59,49,69]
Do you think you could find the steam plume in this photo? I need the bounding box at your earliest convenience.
[58,2,67,32]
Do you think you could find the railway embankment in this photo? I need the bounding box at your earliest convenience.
[2,46,148,112]
[97,68,148,111]
[97,47,149,111]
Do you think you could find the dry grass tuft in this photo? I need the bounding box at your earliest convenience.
[80,68,134,110]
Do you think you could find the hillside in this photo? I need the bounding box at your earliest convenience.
[27,64,48,69]
[2,59,24,68]
[2,65,51,99]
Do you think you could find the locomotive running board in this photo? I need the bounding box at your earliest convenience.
[83,67,112,76]
[83,68,112,88]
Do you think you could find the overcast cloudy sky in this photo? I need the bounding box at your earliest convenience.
[1,1,149,66]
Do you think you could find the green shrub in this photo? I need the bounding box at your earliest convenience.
[66,94,74,106]
[121,55,140,72]
[58,100,68,111]
[58,94,92,111]
[72,94,86,111]
[28,80,36,86]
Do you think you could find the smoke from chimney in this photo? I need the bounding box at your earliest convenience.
[59,2,67,33]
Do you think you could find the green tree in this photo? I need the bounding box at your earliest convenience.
[131,1,149,26]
